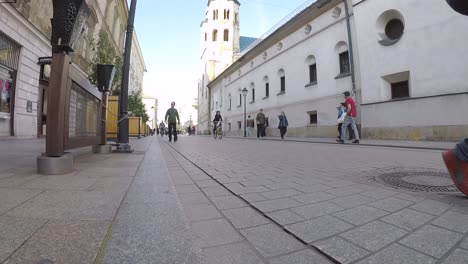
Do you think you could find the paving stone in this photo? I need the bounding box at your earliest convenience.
[293,178,328,186]
[222,207,270,229]
[330,194,376,209]
[0,217,47,263]
[191,219,244,248]
[432,211,468,233]
[291,201,345,220]
[178,192,211,206]
[0,188,43,215]
[174,184,200,194]
[410,199,452,216]
[313,236,369,264]
[356,244,436,264]
[266,209,305,225]
[240,179,275,187]
[240,224,304,257]
[394,193,425,202]
[86,177,132,192]
[3,219,109,264]
[381,209,435,231]
[340,221,407,252]
[241,193,268,203]
[286,215,353,243]
[291,192,337,204]
[202,186,233,197]
[252,198,302,213]
[325,186,367,197]
[196,180,222,188]
[460,237,468,250]
[210,195,247,210]
[360,189,399,200]
[203,243,265,264]
[322,180,356,188]
[0,174,41,188]
[333,205,389,225]
[19,175,97,190]
[218,177,249,184]
[191,174,212,181]
[293,184,334,193]
[259,189,302,200]
[399,225,463,258]
[368,197,414,212]
[269,249,333,264]
[442,249,468,264]
[183,204,222,222]
[5,190,125,221]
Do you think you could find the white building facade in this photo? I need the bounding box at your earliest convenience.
[129,34,146,94]
[200,0,468,141]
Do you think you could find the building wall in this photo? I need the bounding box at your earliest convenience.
[198,0,240,134]
[129,34,146,94]
[143,97,157,129]
[0,0,134,138]
[352,0,468,140]
[0,4,50,137]
[209,2,357,137]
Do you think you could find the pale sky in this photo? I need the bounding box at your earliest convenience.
[131,0,310,125]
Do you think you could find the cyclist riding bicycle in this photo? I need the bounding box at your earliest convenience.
[213,111,223,134]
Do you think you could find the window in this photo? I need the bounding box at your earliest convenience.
[239,94,242,106]
[204,33,207,41]
[252,88,255,102]
[391,81,409,99]
[213,10,215,20]
[228,123,231,131]
[229,94,231,110]
[224,29,229,41]
[265,83,269,97]
[280,77,285,93]
[227,10,230,20]
[339,51,350,74]
[309,64,317,84]
[385,19,404,40]
[212,30,218,42]
[238,121,241,130]
[308,111,318,124]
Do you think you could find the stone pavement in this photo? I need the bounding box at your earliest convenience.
[166,136,468,264]
[0,136,467,264]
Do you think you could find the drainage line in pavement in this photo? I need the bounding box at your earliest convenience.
[215,136,448,151]
[165,142,342,264]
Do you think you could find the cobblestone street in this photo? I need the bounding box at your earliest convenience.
[1,136,468,264]
[161,136,468,264]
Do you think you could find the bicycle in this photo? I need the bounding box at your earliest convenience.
[213,121,223,139]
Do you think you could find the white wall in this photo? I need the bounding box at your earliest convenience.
[211,3,355,130]
[0,5,50,138]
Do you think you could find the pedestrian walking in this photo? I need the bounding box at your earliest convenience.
[256,109,266,139]
[442,138,468,196]
[337,91,360,144]
[165,102,180,142]
[337,102,347,139]
[277,111,288,140]
[187,126,192,136]
[159,121,166,137]
[192,125,196,135]
[246,115,254,137]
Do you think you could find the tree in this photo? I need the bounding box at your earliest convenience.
[192,97,199,110]
[89,31,122,94]
[128,89,149,123]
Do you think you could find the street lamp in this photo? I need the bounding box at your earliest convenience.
[241,88,248,137]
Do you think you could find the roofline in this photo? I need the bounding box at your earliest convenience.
[208,0,341,87]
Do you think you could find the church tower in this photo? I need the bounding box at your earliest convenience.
[198,0,240,133]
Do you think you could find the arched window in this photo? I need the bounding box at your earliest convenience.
[263,76,270,98]
[335,42,350,75]
[305,55,317,84]
[204,33,207,41]
[213,30,218,42]
[250,82,255,102]
[213,10,216,20]
[228,94,232,110]
[227,10,230,20]
[278,69,286,94]
[224,29,229,41]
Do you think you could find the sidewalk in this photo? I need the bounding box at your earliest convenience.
[221,135,456,151]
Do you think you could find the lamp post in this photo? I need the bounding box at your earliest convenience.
[241,88,248,137]
[116,0,137,153]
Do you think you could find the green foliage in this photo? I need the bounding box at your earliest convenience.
[128,90,149,123]
[192,97,199,110]
[89,31,122,93]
